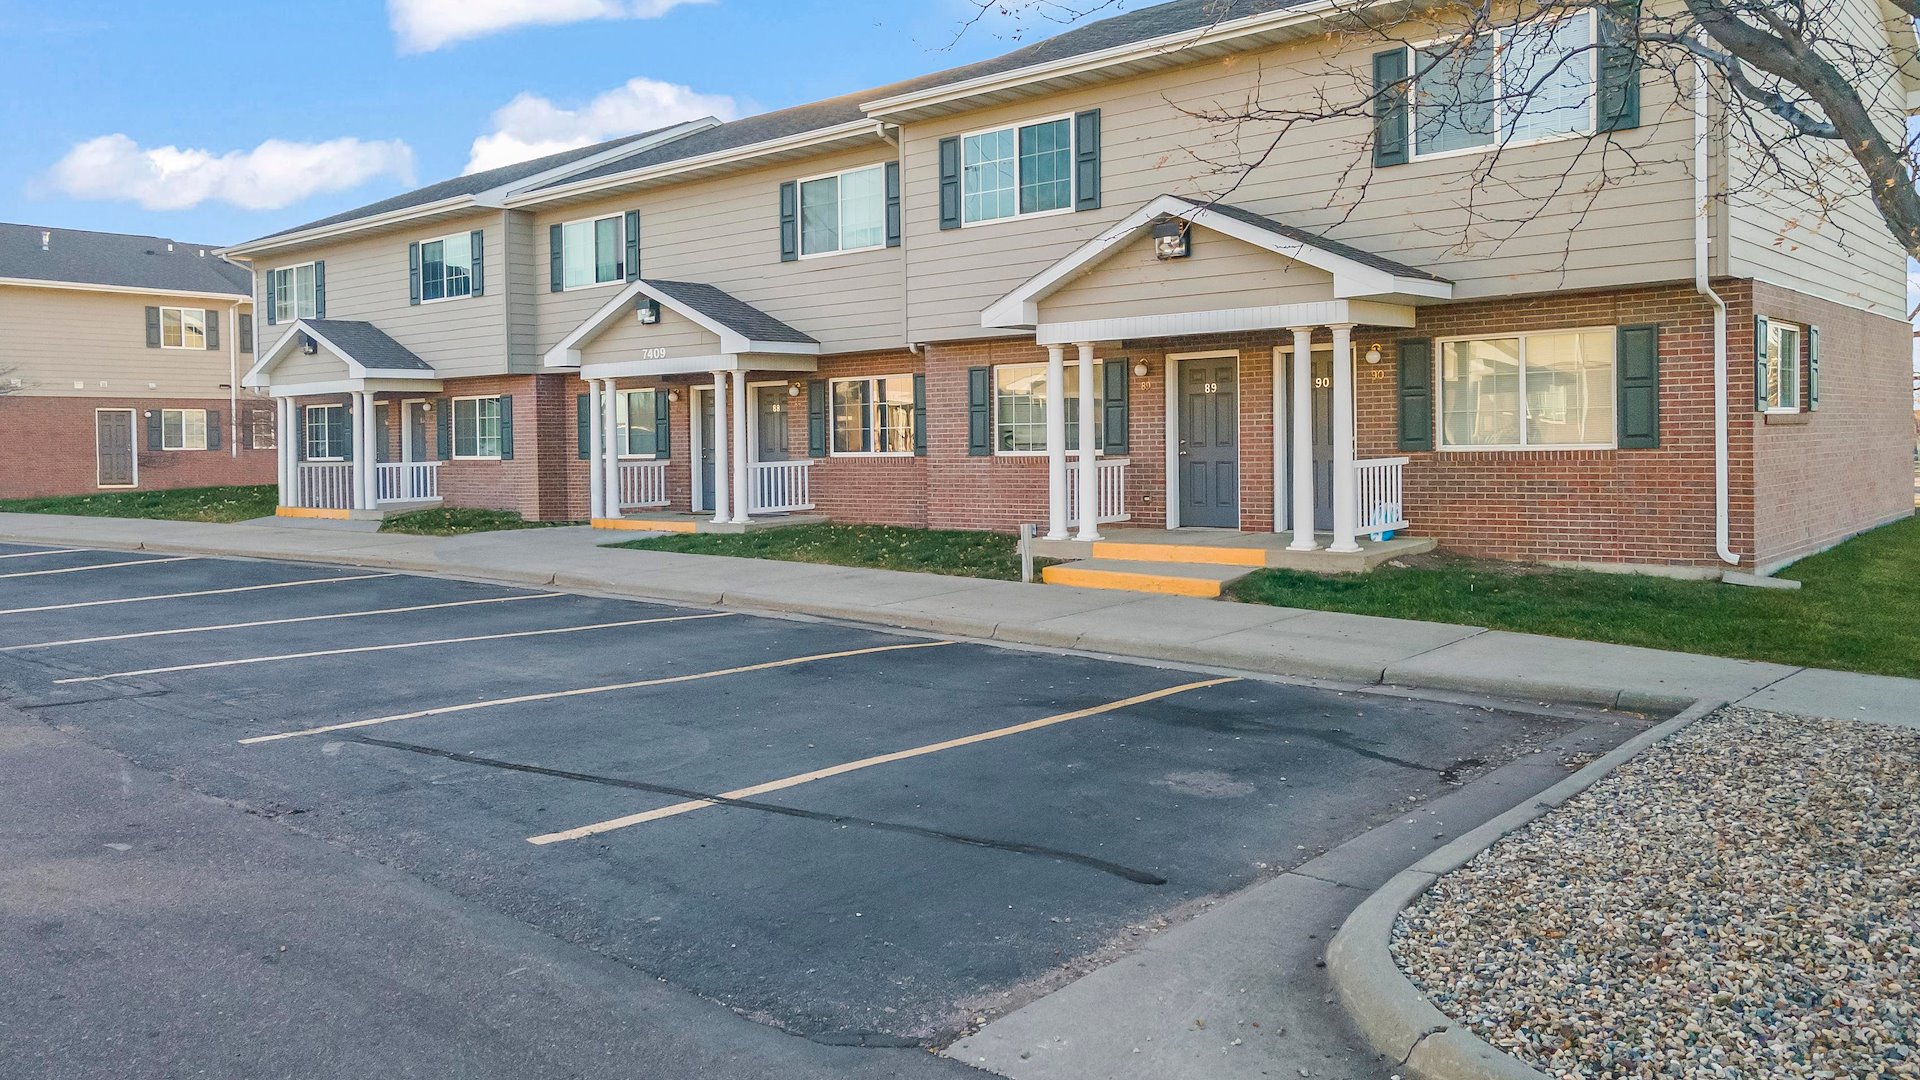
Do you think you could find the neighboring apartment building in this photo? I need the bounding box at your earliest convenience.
[229,0,1915,575]
[0,224,266,499]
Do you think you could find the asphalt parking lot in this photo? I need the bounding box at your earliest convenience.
[0,541,1628,1075]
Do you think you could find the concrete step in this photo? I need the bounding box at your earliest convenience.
[1041,559,1254,598]
[1089,539,1269,568]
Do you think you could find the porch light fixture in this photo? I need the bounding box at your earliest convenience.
[788,382,802,397]
[1364,344,1383,364]
[299,333,318,355]
[667,390,680,403]
[1132,361,1149,378]
[635,298,661,325]
[1151,219,1192,260]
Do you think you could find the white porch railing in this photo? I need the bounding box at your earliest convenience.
[618,460,671,509]
[1354,456,1409,537]
[749,459,814,514]
[293,462,353,510]
[375,461,440,503]
[1066,457,1131,526]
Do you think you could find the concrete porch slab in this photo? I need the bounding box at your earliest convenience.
[1034,528,1435,572]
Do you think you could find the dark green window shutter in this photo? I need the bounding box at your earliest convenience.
[1101,359,1130,454]
[806,379,828,457]
[313,261,326,318]
[1373,49,1410,167]
[1073,109,1102,212]
[576,394,590,459]
[912,373,927,456]
[778,181,799,262]
[549,224,564,291]
[623,211,640,280]
[1806,325,1819,411]
[654,390,671,457]
[145,410,162,449]
[204,309,219,350]
[436,398,452,460]
[239,313,253,353]
[498,395,514,460]
[885,162,902,248]
[207,410,222,451]
[1754,315,1770,412]
[967,366,992,456]
[1597,2,1642,132]
[408,242,422,305]
[263,273,276,326]
[938,137,962,230]
[1616,323,1660,448]
[144,306,161,348]
[469,230,486,296]
[1396,338,1435,451]
[334,406,352,462]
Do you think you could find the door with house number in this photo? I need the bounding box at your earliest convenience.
[96,410,135,487]
[1311,356,1334,531]
[697,392,716,512]
[755,386,789,462]
[1179,358,1239,528]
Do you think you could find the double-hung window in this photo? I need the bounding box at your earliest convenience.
[561,215,624,290]
[799,165,887,257]
[1761,320,1802,411]
[271,263,318,322]
[962,116,1073,224]
[1439,328,1615,449]
[160,408,208,450]
[159,307,207,349]
[420,232,474,302]
[452,396,503,459]
[993,362,1103,453]
[1413,10,1596,158]
[830,375,915,455]
[304,405,345,461]
[616,389,659,457]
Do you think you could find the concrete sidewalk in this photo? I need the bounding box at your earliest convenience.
[1,512,1910,725]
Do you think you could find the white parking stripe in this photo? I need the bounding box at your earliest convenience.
[0,556,193,580]
[0,574,394,617]
[0,593,566,652]
[55,612,734,683]
[0,548,87,560]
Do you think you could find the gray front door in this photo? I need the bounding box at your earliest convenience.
[698,392,717,513]
[1312,356,1334,531]
[1179,358,1239,528]
[755,386,789,462]
[404,402,429,463]
[96,410,134,487]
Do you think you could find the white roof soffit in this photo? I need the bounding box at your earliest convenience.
[0,277,250,303]
[981,193,1451,330]
[542,280,820,368]
[242,320,439,388]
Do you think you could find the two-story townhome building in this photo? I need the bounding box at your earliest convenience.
[230,0,1915,583]
[0,224,266,498]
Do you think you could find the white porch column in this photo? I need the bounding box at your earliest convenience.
[1044,344,1068,540]
[275,396,290,507]
[351,393,371,510]
[1074,342,1101,541]
[587,381,605,519]
[1287,327,1318,551]
[601,379,621,519]
[365,392,382,506]
[1329,323,1360,553]
[730,369,752,523]
[710,370,731,524]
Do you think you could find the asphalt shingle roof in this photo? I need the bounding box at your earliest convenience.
[1174,197,1451,283]
[0,223,251,295]
[301,319,435,371]
[645,280,818,345]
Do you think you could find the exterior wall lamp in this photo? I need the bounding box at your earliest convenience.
[1364,344,1384,364]
[635,298,661,324]
[1132,361,1149,378]
[1151,219,1192,260]
[299,333,318,355]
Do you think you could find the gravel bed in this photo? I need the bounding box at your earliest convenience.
[1391,706,1918,1079]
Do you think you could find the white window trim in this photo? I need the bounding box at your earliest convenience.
[272,262,318,322]
[991,359,1105,458]
[796,164,890,260]
[417,230,475,306]
[1435,324,1618,452]
[159,408,209,451]
[304,404,345,462]
[558,213,626,293]
[959,112,1077,229]
[451,395,504,460]
[828,374,917,458]
[1407,9,1599,164]
[615,388,660,460]
[1763,318,1804,414]
[158,306,208,350]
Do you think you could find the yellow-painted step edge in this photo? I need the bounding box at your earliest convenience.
[276,507,351,520]
[1090,541,1267,568]
[1042,563,1223,598]
[593,517,698,533]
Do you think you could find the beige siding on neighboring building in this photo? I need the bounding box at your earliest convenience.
[580,305,721,363]
[1038,230,1336,324]
[0,285,251,398]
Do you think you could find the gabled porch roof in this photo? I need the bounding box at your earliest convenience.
[242,319,443,397]
[544,278,821,377]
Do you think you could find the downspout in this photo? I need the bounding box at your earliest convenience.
[1694,52,1740,566]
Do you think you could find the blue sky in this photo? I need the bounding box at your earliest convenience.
[0,0,1086,245]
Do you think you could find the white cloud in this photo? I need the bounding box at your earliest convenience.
[40,134,415,211]
[465,77,741,173]
[388,0,711,53]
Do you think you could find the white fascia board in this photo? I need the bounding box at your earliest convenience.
[580,353,820,379]
[219,194,478,258]
[505,120,886,208]
[1033,299,1417,346]
[0,276,250,303]
[269,377,444,398]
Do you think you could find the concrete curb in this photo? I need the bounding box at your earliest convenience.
[1324,697,1725,1080]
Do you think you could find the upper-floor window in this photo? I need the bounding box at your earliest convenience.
[1439,327,1615,449]
[160,408,208,450]
[272,262,318,322]
[159,307,207,350]
[993,361,1104,453]
[420,232,474,302]
[1761,319,1802,412]
[963,116,1073,225]
[561,214,624,290]
[830,375,915,455]
[452,396,503,459]
[1413,10,1596,158]
[799,165,887,257]
[616,389,659,457]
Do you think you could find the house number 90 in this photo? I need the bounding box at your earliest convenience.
[1314,376,1332,389]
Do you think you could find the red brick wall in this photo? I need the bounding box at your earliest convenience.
[0,395,277,499]
[356,375,584,521]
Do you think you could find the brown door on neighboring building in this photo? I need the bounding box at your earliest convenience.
[1179,357,1239,528]
[755,385,789,462]
[96,410,135,487]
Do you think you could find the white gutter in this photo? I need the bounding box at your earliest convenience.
[0,277,248,303]
[1694,53,1739,567]
[507,120,886,207]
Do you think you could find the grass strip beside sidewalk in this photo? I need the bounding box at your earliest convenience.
[613,523,1036,581]
[0,484,278,524]
[379,508,578,537]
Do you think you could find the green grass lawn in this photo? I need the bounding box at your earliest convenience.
[379,508,579,536]
[0,484,278,523]
[1225,515,1920,679]
[614,523,1036,581]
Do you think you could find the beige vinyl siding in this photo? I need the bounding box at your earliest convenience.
[271,344,349,385]
[1040,231,1338,323]
[580,305,721,363]
[504,209,540,371]
[531,146,905,357]
[900,25,1701,342]
[0,285,250,398]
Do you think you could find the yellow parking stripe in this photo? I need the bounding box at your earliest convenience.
[0,593,563,652]
[0,548,86,560]
[0,574,393,617]
[0,556,193,580]
[525,675,1239,846]
[55,613,733,684]
[240,639,956,746]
